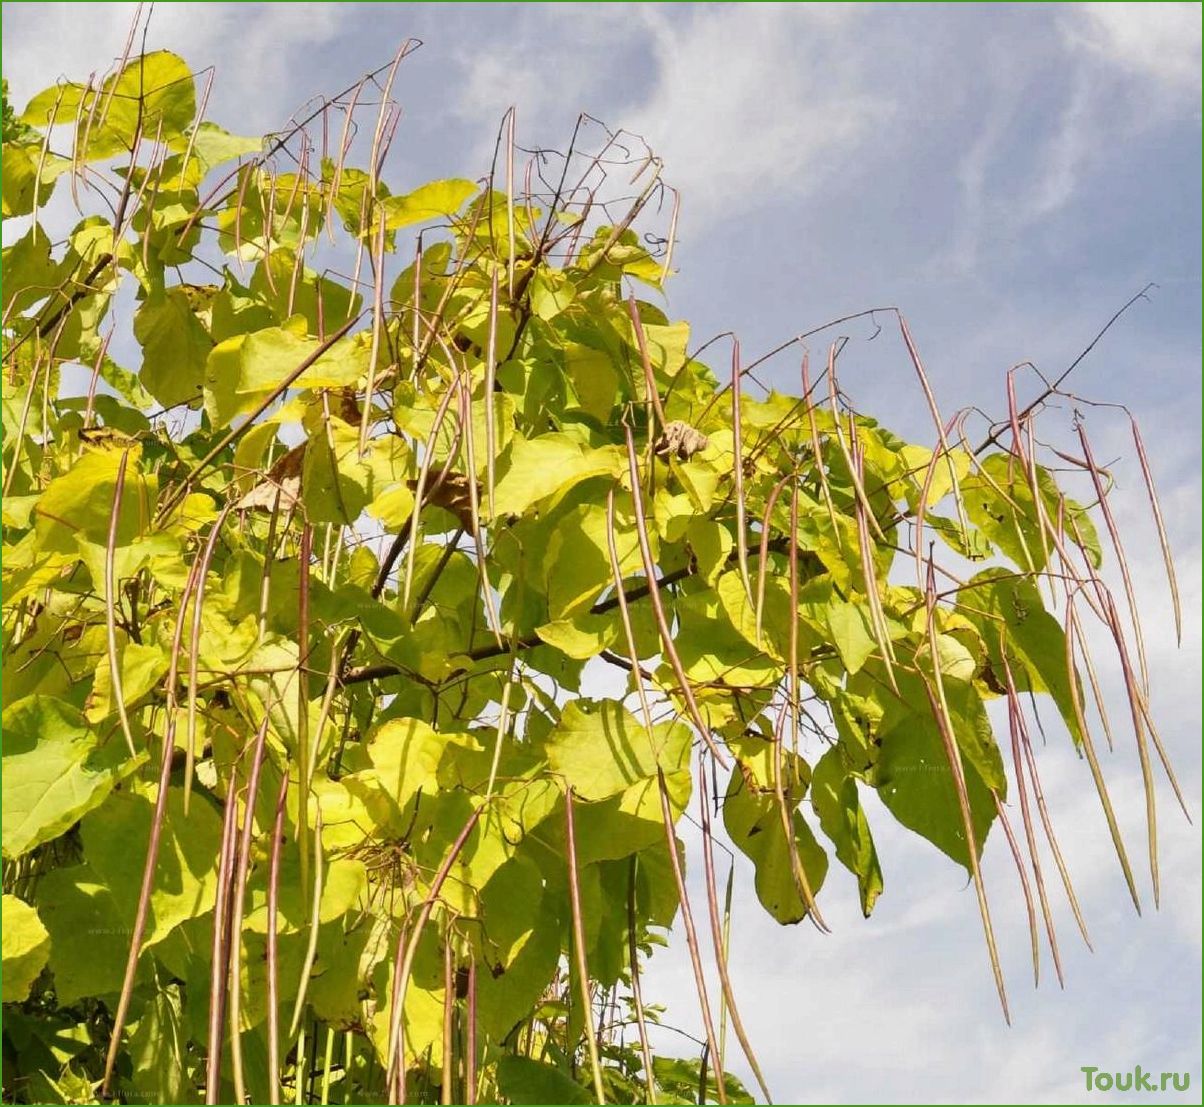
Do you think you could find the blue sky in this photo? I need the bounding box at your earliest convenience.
[3,3,1200,1103]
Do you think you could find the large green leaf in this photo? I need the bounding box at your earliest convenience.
[496,1056,591,1106]
[1,696,143,860]
[81,787,224,948]
[724,765,829,925]
[135,287,213,408]
[544,698,690,801]
[493,433,624,518]
[380,179,478,230]
[2,895,51,1002]
[875,705,996,870]
[810,747,883,916]
[23,51,197,156]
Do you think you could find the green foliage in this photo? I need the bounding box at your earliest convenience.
[0,39,1180,1107]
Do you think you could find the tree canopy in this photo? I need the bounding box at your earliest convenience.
[1,41,1186,1107]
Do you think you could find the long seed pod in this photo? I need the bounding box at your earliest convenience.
[924,560,1009,1023]
[1003,653,1093,950]
[1063,589,1142,913]
[358,213,389,453]
[297,522,314,899]
[769,698,829,932]
[626,856,657,1106]
[1002,656,1066,985]
[897,311,969,535]
[729,338,754,602]
[655,770,727,1105]
[442,931,456,1106]
[484,267,500,521]
[102,556,203,1096]
[623,427,730,769]
[1130,417,1182,644]
[267,769,290,1105]
[698,755,773,1102]
[288,807,326,1038]
[186,504,235,814]
[506,108,517,298]
[754,476,789,645]
[228,714,273,1104]
[104,449,138,757]
[1076,420,1150,693]
[400,373,463,611]
[1068,601,1117,752]
[1099,591,1159,906]
[321,1025,337,1106]
[465,956,478,1106]
[565,791,607,1105]
[605,487,655,731]
[826,345,886,542]
[627,292,668,432]
[206,781,243,1104]
[993,792,1040,987]
[451,354,503,644]
[386,807,484,1101]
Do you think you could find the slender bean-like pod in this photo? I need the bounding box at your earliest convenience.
[1077,421,1150,693]
[386,807,484,1102]
[228,715,273,1104]
[1099,591,1159,906]
[359,214,389,453]
[298,523,313,896]
[465,956,478,1106]
[924,561,1009,1023]
[321,1025,337,1106]
[897,311,969,536]
[1069,601,1117,752]
[698,756,773,1102]
[826,346,886,542]
[754,476,789,646]
[627,292,668,432]
[289,808,326,1038]
[1002,654,1093,950]
[1002,660,1066,986]
[993,792,1040,987]
[442,933,456,1106]
[452,355,503,644]
[206,782,242,1104]
[606,488,655,731]
[506,108,517,298]
[565,791,607,1104]
[1063,590,1142,913]
[729,338,754,602]
[267,769,290,1105]
[484,267,500,521]
[655,770,727,1105]
[401,373,463,611]
[104,450,138,757]
[627,856,657,1105]
[102,556,202,1096]
[186,503,235,814]
[1129,418,1182,644]
[769,697,829,932]
[623,427,730,768]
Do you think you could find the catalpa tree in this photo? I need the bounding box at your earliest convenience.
[0,38,1187,1107]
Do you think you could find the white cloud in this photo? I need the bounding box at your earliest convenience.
[621,4,888,222]
[1,2,344,134]
[1065,2,1202,105]
[447,3,889,228]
